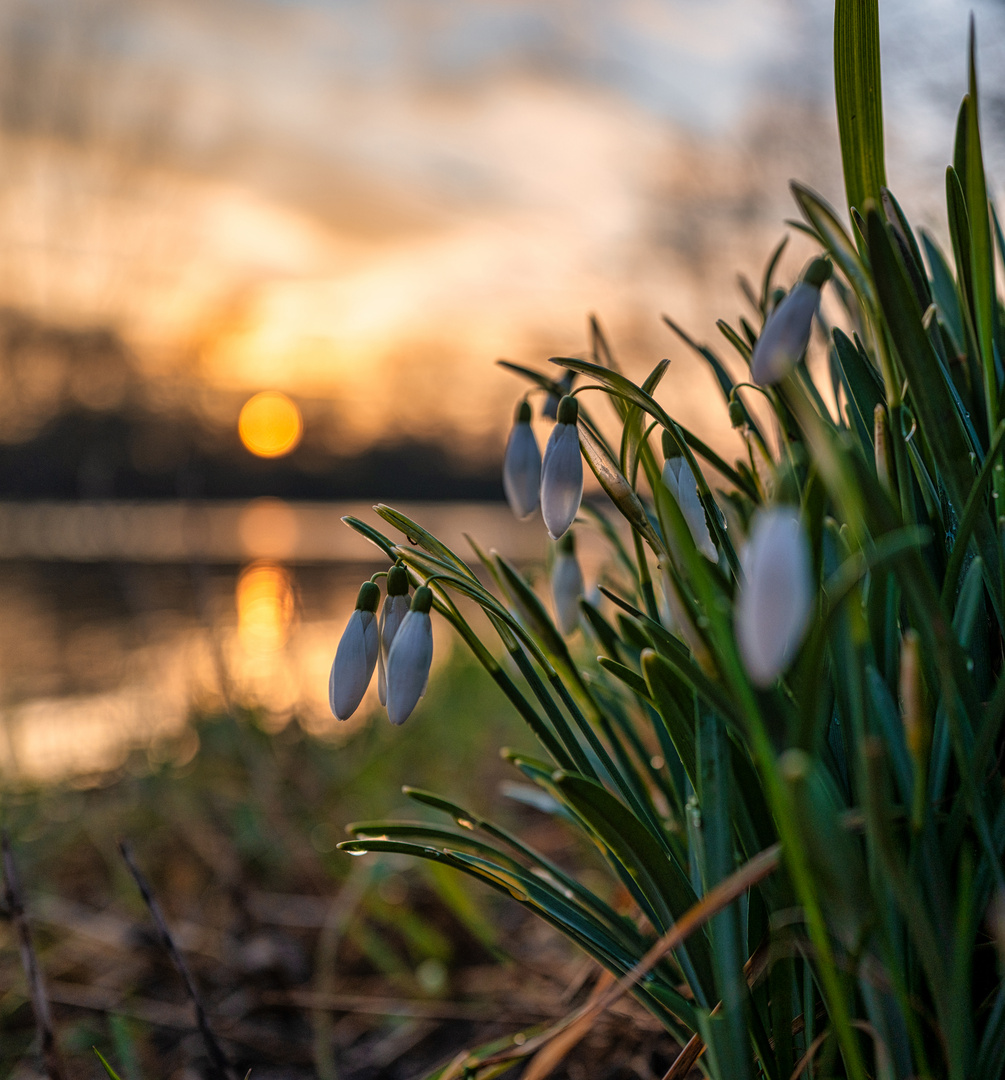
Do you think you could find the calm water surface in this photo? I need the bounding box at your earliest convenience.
[0,499,567,784]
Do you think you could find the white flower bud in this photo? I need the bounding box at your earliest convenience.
[749,260,830,386]
[551,533,584,636]
[377,564,410,705]
[661,456,718,563]
[541,396,583,541]
[658,560,713,673]
[503,401,542,520]
[386,585,434,726]
[329,582,380,720]
[735,506,813,687]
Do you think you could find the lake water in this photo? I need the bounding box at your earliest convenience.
[0,499,583,784]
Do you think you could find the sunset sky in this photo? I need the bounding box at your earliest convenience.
[0,0,1001,456]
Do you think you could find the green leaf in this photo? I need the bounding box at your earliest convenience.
[341,837,694,1028]
[92,1048,123,1080]
[494,553,570,668]
[580,600,623,661]
[881,188,932,308]
[374,504,478,581]
[961,22,998,429]
[597,656,651,700]
[866,211,990,557]
[942,420,1005,607]
[761,236,790,313]
[641,617,744,733]
[834,0,886,215]
[974,967,1005,1079]
[373,796,644,945]
[549,770,717,1007]
[496,359,567,399]
[340,515,397,560]
[865,666,913,807]
[419,590,575,770]
[590,313,621,373]
[547,355,751,494]
[832,328,884,442]
[717,319,752,362]
[922,231,966,356]
[946,164,976,330]
[346,820,529,869]
[697,711,755,1080]
[662,315,735,402]
[791,182,876,314]
[662,314,767,446]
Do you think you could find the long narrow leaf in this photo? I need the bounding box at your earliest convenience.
[834,0,886,215]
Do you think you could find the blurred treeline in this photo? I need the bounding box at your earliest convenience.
[0,310,503,501]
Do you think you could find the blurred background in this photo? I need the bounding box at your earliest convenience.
[0,0,1003,779]
[2,2,1005,1075]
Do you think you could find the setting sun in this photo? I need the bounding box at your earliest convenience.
[238,390,303,458]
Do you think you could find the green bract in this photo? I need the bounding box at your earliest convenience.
[337,12,1005,1080]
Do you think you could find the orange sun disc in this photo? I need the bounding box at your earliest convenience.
[238,391,303,458]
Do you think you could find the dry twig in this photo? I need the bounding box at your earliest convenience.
[2,830,67,1080]
[119,839,237,1080]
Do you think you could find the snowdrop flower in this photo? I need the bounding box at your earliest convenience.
[661,454,718,563]
[541,395,583,540]
[386,585,434,726]
[735,506,813,687]
[329,581,380,720]
[750,258,832,386]
[503,400,542,520]
[377,563,410,705]
[551,532,584,636]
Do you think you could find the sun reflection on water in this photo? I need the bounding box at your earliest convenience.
[236,561,296,652]
[0,503,547,784]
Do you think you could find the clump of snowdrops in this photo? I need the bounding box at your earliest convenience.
[329,7,1005,1079]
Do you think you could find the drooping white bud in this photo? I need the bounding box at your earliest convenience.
[551,532,584,636]
[660,454,718,563]
[503,401,542,520]
[749,259,831,386]
[386,585,434,726]
[540,395,583,541]
[735,506,813,687]
[657,560,713,673]
[377,564,411,705]
[329,581,380,720]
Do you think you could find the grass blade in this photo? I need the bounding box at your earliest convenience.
[834,0,886,215]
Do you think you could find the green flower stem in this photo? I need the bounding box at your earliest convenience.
[547,670,671,849]
[506,646,598,780]
[888,401,918,529]
[740,695,869,1080]
[424,586,576,771]
[632,530,660,622]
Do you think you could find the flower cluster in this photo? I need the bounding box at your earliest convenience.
[503,394,583,541]
[329,566,435,726]
[503,379,815,684]
[339,258,827,729]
